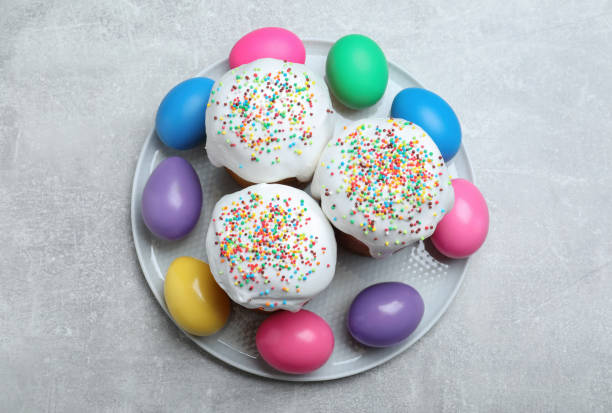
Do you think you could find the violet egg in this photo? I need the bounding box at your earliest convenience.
[256,310,334,374]
[141,157,202,240]
[347,282,424,348]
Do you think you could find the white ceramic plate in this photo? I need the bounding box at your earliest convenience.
[131,39,473,381]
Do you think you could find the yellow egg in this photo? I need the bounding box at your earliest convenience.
[164,256,231,336]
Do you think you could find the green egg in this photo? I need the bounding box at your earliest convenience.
[326,34,389,109]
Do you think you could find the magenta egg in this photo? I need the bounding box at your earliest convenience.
[141,157,203,240]
[256,310,334,374]
[229,27,306,69]
[431,178,489,258]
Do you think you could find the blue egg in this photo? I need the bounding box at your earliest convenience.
[155,77,214,150]
[390,88,462,161]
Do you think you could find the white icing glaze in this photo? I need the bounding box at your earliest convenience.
[206,184,337,312]
[205,58,335,183]
[311,118,454,258]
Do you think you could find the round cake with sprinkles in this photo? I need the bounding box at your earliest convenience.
[205,183,337,312]
[311,118,455,258]
[205,58,335,187]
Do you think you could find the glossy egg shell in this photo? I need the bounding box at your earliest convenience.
[164,257,231,336]
[256,310,334,374]
[155,77,214,150]
[390,88,462,161]
[325,34,388,109]
[141,157,202,240]
[347,282,424,348]
[229,27,306,69]
[431,178,489,258]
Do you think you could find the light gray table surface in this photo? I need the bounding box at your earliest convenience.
[1,0,611,411]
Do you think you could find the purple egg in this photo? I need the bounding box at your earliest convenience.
[141,156,202,240]
[347,282,424,348]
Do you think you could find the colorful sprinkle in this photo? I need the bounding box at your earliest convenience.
[320,119,452,246]
[208,61,333,166]
[212,190,327,295]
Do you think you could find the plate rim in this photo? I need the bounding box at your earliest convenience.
[130,38,474,381]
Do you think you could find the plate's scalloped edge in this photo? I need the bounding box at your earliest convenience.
[130,39,472,382]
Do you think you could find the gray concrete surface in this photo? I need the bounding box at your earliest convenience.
[1,0,611,411]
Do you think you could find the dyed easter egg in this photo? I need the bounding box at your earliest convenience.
[141,157,202,240]
[326,34,388,109]
[155,77,214,150]
[164,257,230,336]
[256,310,334,374]
[347,282,424,348]
[229,27,306,69]
[390,88,462,161]
[431,179,489,258]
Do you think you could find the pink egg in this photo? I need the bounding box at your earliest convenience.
[256,310,334,374]
[229,27,306,69]
[431,178,489,258]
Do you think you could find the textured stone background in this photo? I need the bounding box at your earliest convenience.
[1,0,611,411]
